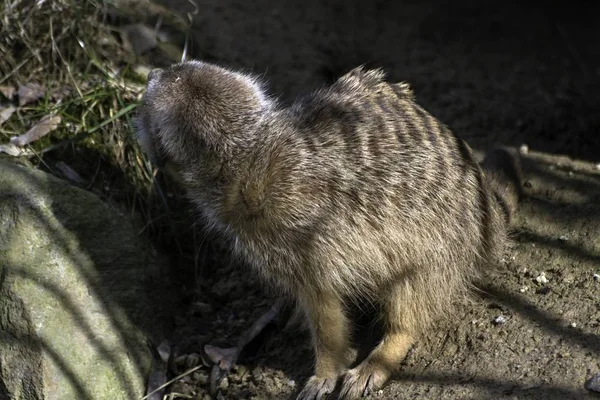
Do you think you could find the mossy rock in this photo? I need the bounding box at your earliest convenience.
[0,159,172,400]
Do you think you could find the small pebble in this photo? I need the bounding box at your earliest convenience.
[493,315,506,325]
[593,273,599,281]
[219,377,229,390]
[585,373,600,392]
[559,235,569,242]
[519,286,529,293]
[287,380,296,387]
[519,144,529,155]
[570,322,577,328]
[595,163,600,171]
[535,272,549,285]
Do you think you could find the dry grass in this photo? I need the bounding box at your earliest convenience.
[0,0,201,261]
[1,0,148,181]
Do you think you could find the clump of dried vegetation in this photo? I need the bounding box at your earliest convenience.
[0,0,199,254]
[1,3,229,397]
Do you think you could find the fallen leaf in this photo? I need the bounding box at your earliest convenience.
[0,85,16,100]
[204,345,238,370]
[121,24,157,56]
[144,339,171,400]
[0,107,16,125]
[18,83,45,106]
[156,339,171,363]
[0,143,22,156]
[10,114,61,146]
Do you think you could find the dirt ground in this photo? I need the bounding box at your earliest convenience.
[151,0,600,399]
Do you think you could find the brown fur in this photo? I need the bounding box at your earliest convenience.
[135,60,521,399]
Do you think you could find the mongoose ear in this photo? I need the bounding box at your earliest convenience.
[392,81,415,100]
[338,66,387,91]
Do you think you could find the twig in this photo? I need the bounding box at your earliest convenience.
[0,56,32,85]
[181,0,199,62]
[139,365,202,400]
[50,17,83,98]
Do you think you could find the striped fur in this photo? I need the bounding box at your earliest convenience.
[136,61,521,399]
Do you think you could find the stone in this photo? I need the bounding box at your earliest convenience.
[0,160,172,399]
[585,373,600,393]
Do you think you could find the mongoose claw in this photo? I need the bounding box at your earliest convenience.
[296,376,336,400]
[339,361,390,399]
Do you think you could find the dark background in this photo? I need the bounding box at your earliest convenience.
[161,0,600,161]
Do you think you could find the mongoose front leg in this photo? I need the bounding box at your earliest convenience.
[296,291,350,400]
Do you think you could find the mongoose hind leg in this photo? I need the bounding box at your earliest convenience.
[340,286,415,399]
[296,291,351,400]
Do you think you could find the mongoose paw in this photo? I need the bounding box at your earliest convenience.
[296,375,337,400]
[339,361,391,399]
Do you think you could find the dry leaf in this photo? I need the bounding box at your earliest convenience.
[144,339,171,400]
[18,83,45,106]
[10,114,61,146]
[121,24,157,56]
[0,107,16,125]
[204,345,238,370]
[0,85,16,100]
[0,143,22,157]
[156,339,171,363]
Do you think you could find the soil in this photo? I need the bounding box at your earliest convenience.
[150,0,600,398]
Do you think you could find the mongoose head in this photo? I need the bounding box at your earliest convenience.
[135,60,271,180]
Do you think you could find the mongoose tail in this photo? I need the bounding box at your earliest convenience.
[481,146,523,225]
